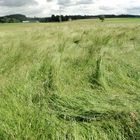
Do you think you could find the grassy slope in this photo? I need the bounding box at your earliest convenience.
[0,18,140,140]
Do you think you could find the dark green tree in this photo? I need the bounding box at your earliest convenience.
[99,15,105,22]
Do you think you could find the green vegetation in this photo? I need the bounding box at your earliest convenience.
[0,18,140,140]
[0,14,26,23]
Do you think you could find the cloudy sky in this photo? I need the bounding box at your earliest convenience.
[0,0,140,17]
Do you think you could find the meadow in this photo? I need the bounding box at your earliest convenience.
[0,18,140,140]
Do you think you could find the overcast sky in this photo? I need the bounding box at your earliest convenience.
[0,0,140,17]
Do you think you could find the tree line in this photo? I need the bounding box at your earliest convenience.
[0,14,140,23]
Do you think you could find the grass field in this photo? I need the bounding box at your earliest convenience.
[0,18,140,140]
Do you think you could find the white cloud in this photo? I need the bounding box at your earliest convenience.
[0,0,140,17]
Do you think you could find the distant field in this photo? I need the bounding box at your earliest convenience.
[0,18,140,140]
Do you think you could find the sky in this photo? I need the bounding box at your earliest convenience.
[0,0,140,17]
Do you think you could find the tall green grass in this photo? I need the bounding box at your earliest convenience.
[0,19,140,140]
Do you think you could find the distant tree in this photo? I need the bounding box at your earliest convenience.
[51,15,55,22]
[5,14,26,22]
[99,15,105,22]
[3,17,9,23]
[55,15,60,22]
[9,18,15,23]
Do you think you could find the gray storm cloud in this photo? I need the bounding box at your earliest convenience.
[47,0,72,6]
[46,0,95,6]
[126,6,140,14]
[76,0,95,5]
[46,0,95,7]
[57,0,71,6]
[0,0,38,7]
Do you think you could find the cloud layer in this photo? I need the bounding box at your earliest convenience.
[0,0,140,17]
[0,0,38,7]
